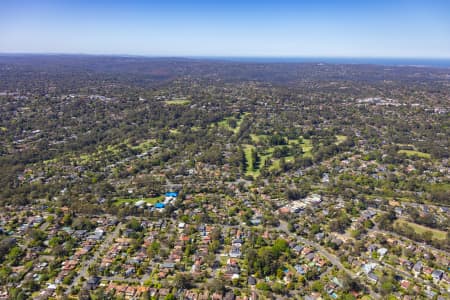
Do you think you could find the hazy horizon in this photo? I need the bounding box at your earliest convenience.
[2,53,450,68]
[1,52,450,60]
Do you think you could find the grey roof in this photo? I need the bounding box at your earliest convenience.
[413,261,423,272]
[161,262,175,268]
[294,264,305,274]
[87,276,101,284]
[368,273,378,282]
[305,252,316,261]
[431,269,444,279]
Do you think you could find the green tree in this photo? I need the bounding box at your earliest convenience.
[173,273,193,289]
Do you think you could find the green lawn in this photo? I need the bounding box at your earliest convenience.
[335,135,347,145]
[289,137,313,158]
[288,138,312,157]
[243,144,260,176]
[300,138,313,157]
[164,99,191,105]
[43,158,58,165]
[394,219,446,240]
[245,135,313,172]
[398,150,431,159]
[130,139,156,152]
[270,155,296,171]
[216,112,249,134]
[242,134,314,174]
[79,153,94,164]
[217,118,235,131]
[250,134,268,143]
[74,139,156,165]
[265,135,323,160]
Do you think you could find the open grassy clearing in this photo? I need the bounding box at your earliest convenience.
[300,139,313,157]
[217,118,235,130]
[43,158,58,165]
[244,143,278,175]
[114,195,164,206]
[164,99,191,105]
[398,149,431,159]
[250,134,312,157]
[396,143,431,159]
[289,137,313,158]
[335,135,347,145]
[270,155,296,170]
[243,144,260,176]
[396,143,415,148]
[130,139,156,152]
[259,153,272,167]
[246,135,314,172]
[250,134,268,143]
[394,219,446,240]
[216,112,250,134]
[70,139,156,165]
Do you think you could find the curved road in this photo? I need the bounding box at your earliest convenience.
[65,222,124,295]
[278,220,381,299]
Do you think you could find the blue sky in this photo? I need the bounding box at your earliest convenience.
[0,0,449,58]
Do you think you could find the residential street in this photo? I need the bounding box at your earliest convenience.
[65,222,124,295]
[278,220,382,299]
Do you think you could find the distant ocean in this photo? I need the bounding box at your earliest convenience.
[196,57,450,68]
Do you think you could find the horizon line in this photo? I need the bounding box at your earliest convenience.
[1,52,450,60]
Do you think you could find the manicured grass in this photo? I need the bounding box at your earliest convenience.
[244,134,313,173]
[270,155,295,171]
[105,144,121,153]
[217,118,235,131]
[114,195,164,206]
[286,137,313,158]
[288,138,312,156]
[75,141,149,165]
[43,158,58,164]
[244,144,276,176]
[396,143,415,148]
[164,99,191,105]
[216,113,249,134]
[79,153,92,164]
[335,135,347,145]
[394,219,446,240]
[247,135,314,172]
[398,149,431,159]
[250,134,268,143]
[288,138,312,157]
[300,138,313,157]
[270,159,280,170]
[130,139,156,152]
[250,134,259,143]
[243,144,260,176]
